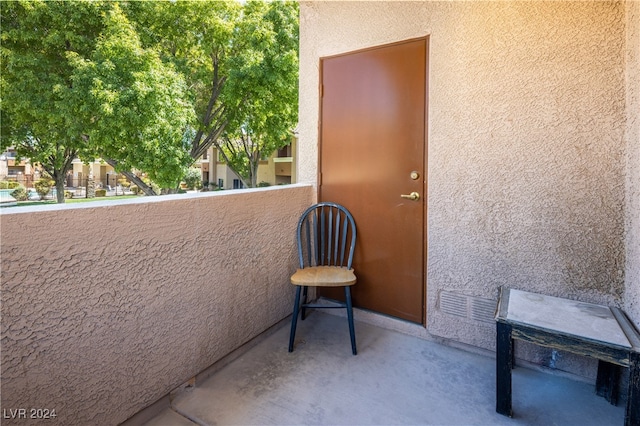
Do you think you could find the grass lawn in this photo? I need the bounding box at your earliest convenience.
[4,195,141,208]
[67,195,140,203]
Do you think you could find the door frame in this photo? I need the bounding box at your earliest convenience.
[317,36,429,325]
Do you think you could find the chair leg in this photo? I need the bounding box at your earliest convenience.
[289,286,302,353]
[301,286,309,320]
[345,286,357,355]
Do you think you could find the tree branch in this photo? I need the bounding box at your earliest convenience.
[189,54,228,160]
[104,158,157,196]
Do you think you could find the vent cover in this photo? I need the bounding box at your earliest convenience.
[470,297,498,323]
[440,291,467,318]
[439,291,497,323]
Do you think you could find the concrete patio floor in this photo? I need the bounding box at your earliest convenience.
[141,311,624,426]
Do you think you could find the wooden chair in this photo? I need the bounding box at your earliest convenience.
[288,202,358,355]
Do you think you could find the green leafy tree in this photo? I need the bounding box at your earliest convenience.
[217,1,299,187]
[1,1,106,203]
[1,1,195,201]
[182,167,202,190]
[124,0,241,164]
[2,0,298,200]
[126,0,298,188]
[69,4,194,193]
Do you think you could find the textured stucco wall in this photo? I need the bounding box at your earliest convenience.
[0,185,313,425]
[299,0,632,366]
[625,0,640,328]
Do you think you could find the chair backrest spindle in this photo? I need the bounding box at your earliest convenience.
[340,216,348,266]
[303,219,312,266]
[296,202,356,269]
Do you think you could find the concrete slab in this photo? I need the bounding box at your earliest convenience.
[145,312,624,425]
[143,409,197,426]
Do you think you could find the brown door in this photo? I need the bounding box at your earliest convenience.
[319,38,428,324]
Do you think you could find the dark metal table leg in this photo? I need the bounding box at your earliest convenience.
[625,351,640,426]
[496,321,513,417]
[596,360,620,405]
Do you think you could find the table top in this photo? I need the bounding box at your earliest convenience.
[497,288,631,349]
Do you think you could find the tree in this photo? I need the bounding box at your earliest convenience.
[1,1,194,201]
[69,4,194,192]
[123,0,241,165]
[126,0,299,188]
[2,0,299,200]
[216,1,299,188]
[1,1,106,203]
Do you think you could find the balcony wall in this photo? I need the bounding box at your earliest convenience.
[0,184,314,425]
[298,1,639,369]
[625,0,640,331]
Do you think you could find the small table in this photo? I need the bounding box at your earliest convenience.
[495,288,640,426]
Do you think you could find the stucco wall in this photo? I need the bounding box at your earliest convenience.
[0,185,313,425]
[299,0,633,364]
[625,0,640,327]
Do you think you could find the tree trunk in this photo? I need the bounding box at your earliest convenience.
[249,159,258,188]
[104,159,156,196]
[43,148,76,204]
[189,58,228,161]
[248,150,260,188]
[55,174,66,203]
[121,171,156,196]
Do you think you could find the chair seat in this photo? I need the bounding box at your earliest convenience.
[291,266,356,287]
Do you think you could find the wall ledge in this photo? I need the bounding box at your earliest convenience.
[0,183,314,216]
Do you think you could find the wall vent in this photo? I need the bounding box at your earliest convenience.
[470,297,497,323]
[439,291,497,324]
[440,291,467,318]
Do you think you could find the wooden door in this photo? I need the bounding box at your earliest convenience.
[319,38,428,324]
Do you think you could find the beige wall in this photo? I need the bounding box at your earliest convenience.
[256,160,272,185]
[0,185,313,425]
[71,160,116,184]
[625,0,640,325]
[207,142,296,189]
[299,0,636,362]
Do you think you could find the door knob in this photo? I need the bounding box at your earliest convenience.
[400,192,420,201]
